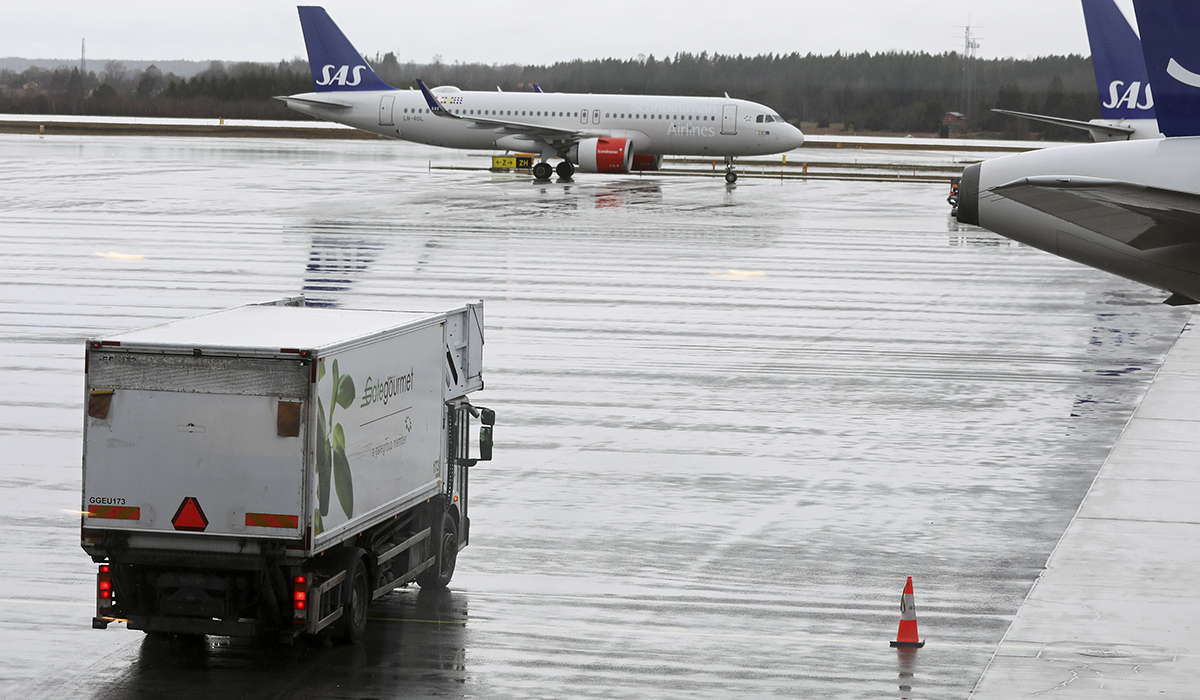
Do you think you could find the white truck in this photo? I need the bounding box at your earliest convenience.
[81,297,493,642]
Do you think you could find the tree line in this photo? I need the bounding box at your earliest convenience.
[1,51,1099,138]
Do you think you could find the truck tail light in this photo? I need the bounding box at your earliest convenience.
[293,575,307,623]
[97,564,113,613]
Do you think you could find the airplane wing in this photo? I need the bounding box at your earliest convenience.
[415,79,589,147]
[991,109,1136,139]
[991,175,1200,250]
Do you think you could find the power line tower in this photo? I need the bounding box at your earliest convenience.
[957,24,980,121]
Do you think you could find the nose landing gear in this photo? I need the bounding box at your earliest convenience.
[724,156,738,184]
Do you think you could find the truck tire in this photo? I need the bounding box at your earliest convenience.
[340,549,369,644]
[417,512,458,589]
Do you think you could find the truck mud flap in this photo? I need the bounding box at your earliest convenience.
[127,614,259,638]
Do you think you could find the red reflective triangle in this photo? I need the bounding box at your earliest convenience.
[172,497,209,531]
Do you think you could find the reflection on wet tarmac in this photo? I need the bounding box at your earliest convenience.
[302,233,383,306]
[93,588,468,699]
[0,134,1191,698]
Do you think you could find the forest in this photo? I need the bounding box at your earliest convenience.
[0,50,1099,138]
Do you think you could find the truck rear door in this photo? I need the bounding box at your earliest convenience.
[84,351,310,540]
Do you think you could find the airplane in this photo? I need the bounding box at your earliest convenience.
[278,6,805,183]
[955,0,1200,305]
[993,0,1162,142]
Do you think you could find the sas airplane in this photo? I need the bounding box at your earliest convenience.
[993,0,1162,142]
[956,0,1200,305]
[279,6,805,183]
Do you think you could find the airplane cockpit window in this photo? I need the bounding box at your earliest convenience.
[756,115,764,123]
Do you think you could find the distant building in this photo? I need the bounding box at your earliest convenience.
[23,82,41,92]
[941,112,967,126]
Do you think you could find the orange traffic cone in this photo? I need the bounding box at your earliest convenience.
[890,577,925,648]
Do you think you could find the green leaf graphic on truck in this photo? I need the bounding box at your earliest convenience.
[315,358,356,533]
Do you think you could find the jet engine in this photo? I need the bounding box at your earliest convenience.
[570,137,634,173]
[630,154,663,171]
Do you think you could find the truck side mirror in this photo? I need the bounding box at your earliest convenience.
[478,425,493,461]
[480,407,495,426]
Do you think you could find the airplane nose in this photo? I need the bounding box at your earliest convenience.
[787,124,805,149]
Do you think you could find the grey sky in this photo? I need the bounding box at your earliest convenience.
[4,1,1133,67]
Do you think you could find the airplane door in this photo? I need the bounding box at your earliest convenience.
[580,110,588,125]
[592,109,600,125]
[379,95,395,126]
[721,104,737,135]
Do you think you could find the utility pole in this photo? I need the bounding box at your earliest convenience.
[80,38,86,73]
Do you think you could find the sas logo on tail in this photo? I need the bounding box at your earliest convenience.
[316,64,368,87]
[1103,81,1154,110]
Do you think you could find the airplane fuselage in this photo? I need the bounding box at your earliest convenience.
[285,88,804,158]
[958,137,1200,301]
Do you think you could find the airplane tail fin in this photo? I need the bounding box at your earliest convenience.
[297,6,392,92]
[1082,0,1155,121]
[1133,0,1200,136]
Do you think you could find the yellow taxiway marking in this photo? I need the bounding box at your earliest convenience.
[710,270,765,278]
[95,251,146,260]
[369,616,1200,657]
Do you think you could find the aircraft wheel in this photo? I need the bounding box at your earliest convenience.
[555,161,575,180]
[725,170,738,184]
[532,162,553,181]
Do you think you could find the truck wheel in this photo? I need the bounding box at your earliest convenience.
[417,512,458,589]
[340,551,369,644]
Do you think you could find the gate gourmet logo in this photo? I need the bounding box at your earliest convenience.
[361,370,414,408]
[316,64,368,87]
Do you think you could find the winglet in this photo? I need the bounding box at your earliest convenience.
[1134,0,1200,136]
[1083,0,1156,120]
[297,6,392,92]
[415,79,458,118]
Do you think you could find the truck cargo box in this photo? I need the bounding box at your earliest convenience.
[82,298,490,641]
[84,298,482,554]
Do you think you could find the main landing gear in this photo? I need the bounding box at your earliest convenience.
[533,161,574,181]
[724,156,738,184]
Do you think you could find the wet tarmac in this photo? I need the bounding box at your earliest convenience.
[0,133,1191,699]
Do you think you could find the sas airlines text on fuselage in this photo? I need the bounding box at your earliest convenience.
[1103,80,1154,110]
[316,64,368,87]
